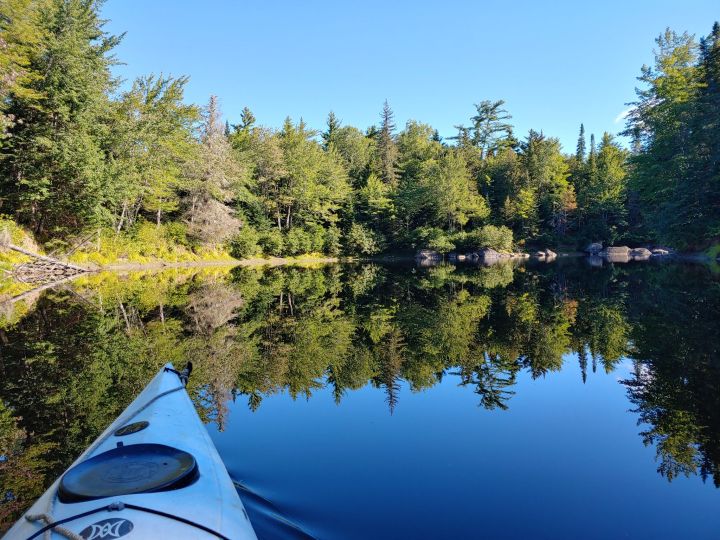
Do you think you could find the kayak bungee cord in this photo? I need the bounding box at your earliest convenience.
[24,501,232,540]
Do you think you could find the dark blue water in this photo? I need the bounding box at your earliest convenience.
[218,363,720,539]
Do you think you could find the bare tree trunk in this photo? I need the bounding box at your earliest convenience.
[118,301,131,332]
[190,195,198,224]
[116,201,127,234]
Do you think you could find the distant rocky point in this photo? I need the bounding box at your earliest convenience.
[584,243,674,263]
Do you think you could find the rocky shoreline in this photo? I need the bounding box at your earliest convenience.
[415,242,718,266]
[416,247,556,265]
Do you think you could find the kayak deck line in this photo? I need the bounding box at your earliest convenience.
[25,501,232,540]
[22,514,82,540]
[6,362,258,539]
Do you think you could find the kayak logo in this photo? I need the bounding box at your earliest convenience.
[79,518,133,539]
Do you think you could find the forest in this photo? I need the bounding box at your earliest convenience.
[0,1,718,261]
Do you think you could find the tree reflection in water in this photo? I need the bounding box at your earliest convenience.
[0,260,719,529]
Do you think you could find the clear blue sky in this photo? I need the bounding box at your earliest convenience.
[102,0,718,152]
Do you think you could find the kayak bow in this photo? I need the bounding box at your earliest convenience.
[5,363,258,540]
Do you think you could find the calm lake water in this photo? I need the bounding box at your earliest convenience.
[1,259,719,539]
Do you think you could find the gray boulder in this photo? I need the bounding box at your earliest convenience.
[585,242,603,254]
[605,252,630,263]
[604,246,630,256]
[477,248,501,260]
[630,248,652,260]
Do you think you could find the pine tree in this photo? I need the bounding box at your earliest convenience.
[0,0,121,236]
[470,100,513,158]
[685,22,720,243]
[0,0,46,141]
[377,100,399,185]
[576,124,586,162]
[622,28,702,245]
[322,110,341,149]
[239,106,256,130]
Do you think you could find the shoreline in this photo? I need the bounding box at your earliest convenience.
[93,255,340,272]
[3,248,717,282]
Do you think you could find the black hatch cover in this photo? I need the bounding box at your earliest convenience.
[58,443,199,503]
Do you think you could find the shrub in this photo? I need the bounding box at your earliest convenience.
[324,226,342,256]
[455,225,513,252]
[164,221,191,247]
[229,226,260,259]
[285,227,312,256]
[413,226,455,253]
[257,229,284,256]
[345,223,385,256]
[306,224,326,253]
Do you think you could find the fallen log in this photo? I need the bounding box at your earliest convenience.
[5,243,87,272]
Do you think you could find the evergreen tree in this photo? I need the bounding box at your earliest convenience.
[322,110,341,149]
[376,100,399,185]
[239,106,256,130]
[623,27,708,246]
[0,0,46,142]
[470,100,513,158]
[576,124,586,162]
[0,0,121,236]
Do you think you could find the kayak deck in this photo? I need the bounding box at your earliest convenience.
[5,364,257,539]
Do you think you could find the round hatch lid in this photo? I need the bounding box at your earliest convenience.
[58,443,198,503]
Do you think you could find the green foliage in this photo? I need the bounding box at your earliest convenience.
[324,226,342,256]
[423,152,489,230]
[624,24,720,248]
[112,75,199,230]
[412,226,454,254]
[453,225,514,252]
[345,223,385,256]
[257,228,284,256]
[285,227,312,256]
[229,226,260,258]
[69,222,232,265]
[0,0,121,237]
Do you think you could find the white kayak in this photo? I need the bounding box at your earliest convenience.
[5,363,258,540]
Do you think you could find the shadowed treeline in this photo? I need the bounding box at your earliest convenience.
[1,260,719,530]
